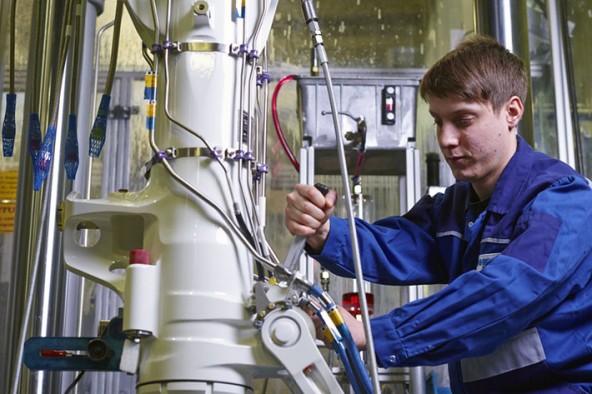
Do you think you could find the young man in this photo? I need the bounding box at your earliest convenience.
[285,35,592,393]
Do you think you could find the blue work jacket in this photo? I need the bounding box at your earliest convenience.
[312,136,592,393]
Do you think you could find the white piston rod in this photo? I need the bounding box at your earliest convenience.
[62,1,343,393]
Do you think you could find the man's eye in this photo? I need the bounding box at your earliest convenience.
[455,118,473,127]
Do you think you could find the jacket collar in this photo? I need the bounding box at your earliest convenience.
[486,135,534,215]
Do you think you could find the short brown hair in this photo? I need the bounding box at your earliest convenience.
[419,34,527,113]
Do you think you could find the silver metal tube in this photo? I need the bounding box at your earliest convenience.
[474,0,535,147]
[0,0,13,388]
[300,0,380,390]
[546,0,576,168]
[4,1,54,392]
[62,6,107,389]
[405,140,426,394]
[8,0,71,392]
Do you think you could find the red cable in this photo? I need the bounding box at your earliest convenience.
[271,75,300,172]
[353,151,365,179]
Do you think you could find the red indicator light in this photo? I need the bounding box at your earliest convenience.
[40,350,70,358]
[342,292,374,317]
[385,97,394,111]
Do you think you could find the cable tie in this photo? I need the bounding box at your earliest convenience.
[239,44,249,54]
[243,151,254,161]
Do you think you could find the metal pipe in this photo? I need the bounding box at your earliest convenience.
[59,3,107,390]
[0,0,13,388]
[474,0,535,147]
[76,0,105,241]
[546,0,576,168]
[300,0,381,391]
[7,0,71,392]
[4,1,51,392]
[555,0,584,172]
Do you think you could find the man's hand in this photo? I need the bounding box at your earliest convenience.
[285,184,337,253]
[310,304,367,351]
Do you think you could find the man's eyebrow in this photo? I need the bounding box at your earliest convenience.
[429,109,476,118]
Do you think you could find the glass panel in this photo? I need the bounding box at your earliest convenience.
[528,1,559,157]
[565,0,592,177]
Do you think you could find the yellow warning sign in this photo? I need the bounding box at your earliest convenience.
[0,171,18,233]
[0,171,18,200]
[0,203,16,233]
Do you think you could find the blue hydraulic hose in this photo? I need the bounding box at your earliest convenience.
[33,125,57,191]
[2,93,16,157]
[28,113,42,164]
[310,288,374,394]
[334,340,363,394]
[64,114,79,180]
[89,94,110,157]
[327,304,374,394]
[3,0,17,158]
[338,319,374,394]
[318,313,363,394]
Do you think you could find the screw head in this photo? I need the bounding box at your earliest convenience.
[193,1,209,15]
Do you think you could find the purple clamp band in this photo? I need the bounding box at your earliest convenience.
[210,147,223,159]
[233,149,245,161]
[155,150,167,162]
[257,71,270,86]
[143,150,168,180]
[253,163,269,181]
[257,163,269,173]
[151,43,162,54]
[248,50,259,61]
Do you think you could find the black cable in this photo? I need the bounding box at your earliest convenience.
[236,211,265,280]
[9,0,16,93]
[63,371,85,394]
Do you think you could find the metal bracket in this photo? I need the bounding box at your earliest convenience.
[24,317,126,372]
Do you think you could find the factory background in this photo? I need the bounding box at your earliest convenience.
[0,0,590,393]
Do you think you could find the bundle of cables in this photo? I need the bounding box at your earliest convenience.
[307,284,374,394]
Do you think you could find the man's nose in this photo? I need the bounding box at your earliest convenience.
[438,124,460,148]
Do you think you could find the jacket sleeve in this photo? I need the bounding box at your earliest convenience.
[312,194,450,285]
[371,176,592,367]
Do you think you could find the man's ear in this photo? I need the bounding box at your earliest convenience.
[506,96,524,129]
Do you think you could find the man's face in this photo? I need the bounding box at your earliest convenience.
[428,95,520,199]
